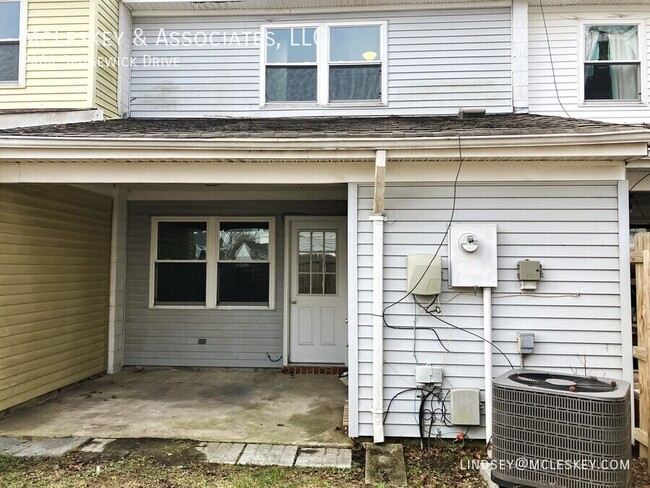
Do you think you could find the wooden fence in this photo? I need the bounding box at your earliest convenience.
[632,233,650,468]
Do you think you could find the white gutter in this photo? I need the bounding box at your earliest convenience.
[484,287,493,444]
[372,150,387,443]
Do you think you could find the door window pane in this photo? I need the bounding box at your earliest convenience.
[329,65,381,101]
[330,26,381,62]
[267,28,317,63]
[157,222,207,260]
[297,230,337,295]
[155,263,206,305]
[0,2,20,39]
[266,67,317,102]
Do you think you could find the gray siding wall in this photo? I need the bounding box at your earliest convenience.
[355,182,624,438]
[124,200,346,368]
[130,8,512,117]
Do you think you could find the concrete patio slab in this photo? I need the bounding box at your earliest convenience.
[0,368,351,447]
[238,444,298,466]
[295,447,352,468]
[12,437,90,457]
[80,438,116,453]
[0,437,29,455]
[197,442,245,464]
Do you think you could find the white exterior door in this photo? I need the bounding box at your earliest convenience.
[289,219,347,364]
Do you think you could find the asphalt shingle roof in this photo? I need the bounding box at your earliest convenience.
[0,114,645,140]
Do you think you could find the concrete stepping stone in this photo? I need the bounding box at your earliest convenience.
[364,443,407,488]
[80,438,116,453]
[0,437,30,455]
[295,447,352,468]
[197,442,245,464]
[237,444,297,467]
[12,437,90,458]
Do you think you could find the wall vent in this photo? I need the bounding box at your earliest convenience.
[458,107,486,119]
[492,369,631,488]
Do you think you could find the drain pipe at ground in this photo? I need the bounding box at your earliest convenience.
[483,286,493,444]
[371,150,387,443]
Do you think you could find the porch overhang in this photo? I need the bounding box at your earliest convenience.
[0,114,647,184]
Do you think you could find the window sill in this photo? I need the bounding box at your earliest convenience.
[149,305,275,311]
[580,100,647,107]
[0,81,24,89]
[260,101,386,109]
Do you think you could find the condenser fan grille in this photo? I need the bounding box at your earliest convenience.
[508,371,614,393]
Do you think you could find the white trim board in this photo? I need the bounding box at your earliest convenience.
[0,160,627,184]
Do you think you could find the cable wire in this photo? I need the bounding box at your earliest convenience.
[382,136,464,326]
[539,0,572,118]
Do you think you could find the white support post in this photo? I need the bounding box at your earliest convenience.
[108,186,128,374]
[512,0,529,113]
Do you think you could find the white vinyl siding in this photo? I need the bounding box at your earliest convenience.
[0,184,112,412]
[355,182,624,438]
[129,7,512,117]
[124,200,346,368]
[529,5,650,123]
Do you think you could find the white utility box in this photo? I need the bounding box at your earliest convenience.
[415,365,443,386]
[449,224,498,288]
[407,254,442,295]
[450,388,481,426]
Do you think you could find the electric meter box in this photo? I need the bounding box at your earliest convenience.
[407,254,442,295]
[449,224,498,288]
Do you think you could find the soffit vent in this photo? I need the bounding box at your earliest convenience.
[458,107,486,120]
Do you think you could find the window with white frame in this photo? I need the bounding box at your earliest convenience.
[583,24,642,102]
[151,218,274,308]
[262,23,385,105]
[0,0,22,84]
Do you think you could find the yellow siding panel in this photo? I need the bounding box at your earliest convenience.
[95,0,120,118]
[0,184,112,412]
[0,0,93,110]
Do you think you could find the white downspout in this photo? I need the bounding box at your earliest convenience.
[371,215,385,443]
[372,150,387,443]
[483,286,493,444]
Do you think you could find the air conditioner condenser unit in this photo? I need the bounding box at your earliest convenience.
[491,369,631,488]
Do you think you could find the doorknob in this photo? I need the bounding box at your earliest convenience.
[291,298,297,304]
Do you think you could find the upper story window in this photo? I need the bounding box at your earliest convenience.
[0,0,22,84]
[262,22,386,106]
[583,24,642,102]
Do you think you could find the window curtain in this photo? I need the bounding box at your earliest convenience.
[585,26,638,100]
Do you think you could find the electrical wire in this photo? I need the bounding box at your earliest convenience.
[630,173,650,192]
[381,136,464,326]
[430,314,515,370]
[539,0,572,118]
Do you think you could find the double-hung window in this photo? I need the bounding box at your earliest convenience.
[583,23,643,102]
[0,0,22,84]
[151,218,274,309]
[262,22,386,106]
